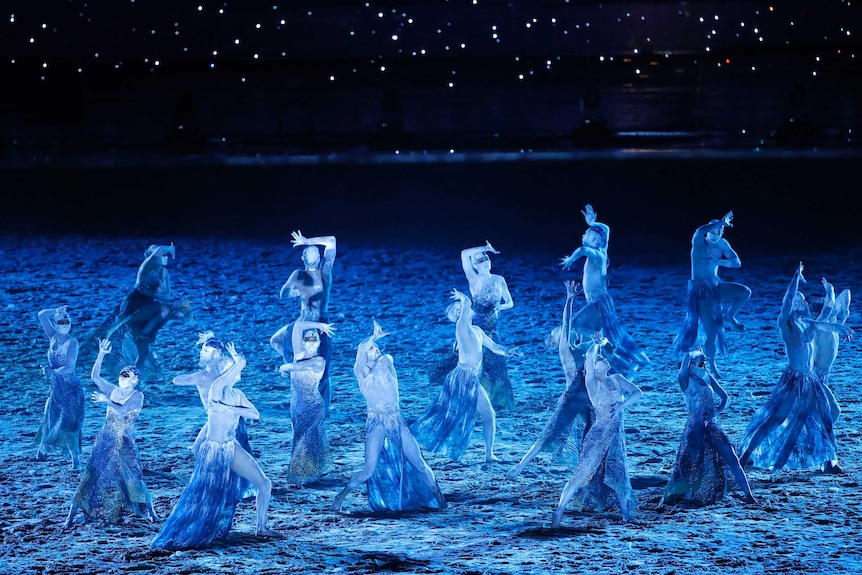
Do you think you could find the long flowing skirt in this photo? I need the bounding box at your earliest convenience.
[739,367,838,472]
[365,412,447,512]
[35,373,84,458]
[152,439,244,550]
[536,377,594,468]
[72,419,152,523]
[663,419,730,505]
[290,392,332,483]
[411,364,480,462]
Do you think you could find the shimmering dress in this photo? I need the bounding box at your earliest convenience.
[152,407,251,550]
[35,338,84,459]
[411,364,481,462]
[663,378,735,505]
[71,395,153,523]
[533,367,594,468]
[674,277,727,356]
[739,367,838,472]
[364,405,447,512]
[559,376,637,518]
[581,290,650,375]
[471,283,515,413]
[289,361,332,482]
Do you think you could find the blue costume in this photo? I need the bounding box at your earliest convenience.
[534,367,594,468]
[663,377,736,505]
[558,375,637,519]
[739,367,838,472]
[365,411,447,511]
[471,285,515,413]
[71,405,153,523]
[411,364,480,462]
[674,277,727,356]
[585,291,649,375]
[289,364,332,483]
[36,339,84,460]
[152,435,249,550]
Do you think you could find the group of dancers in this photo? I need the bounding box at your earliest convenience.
[34,207,853,549]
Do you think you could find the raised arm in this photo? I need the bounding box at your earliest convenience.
[214,389,260,420]
[292,231,337,275]
[354,320,389,381]
[677,351,696,392]
[91,339,116,395]
[136,244,173,285]
[817,277,836,322]
[461,241,498,280]
[37,307,61,337]
[290,320,335,359]
[560,245,603,270]
[691,212,733,245]
[780,262,805,322]
[208,343,246,402]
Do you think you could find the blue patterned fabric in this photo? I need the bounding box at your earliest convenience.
[35,343,84,458]
[739,367,838,472]
[289,368,332,483]
[71,409,152,523]
[411,364,480,462]
[365,412,446,511]
[535,368,594,468]
[674,277,727,356]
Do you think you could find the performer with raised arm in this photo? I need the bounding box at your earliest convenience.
[153,342,277,549]
[674,211,750,377]
[271,231,337,417]
[662,350,756,506]
[35,305,84,470]
[112,243,188,370]
[172,331,255,498]
[560,205,649,375]
[507,282,594,479]
[738,263,853,474]
[412,289,510,463]
[552,336,641,528]
[64,340,157,527]
[331,321,446,512]
[460,241,515,412]
[279,320,336,484]
[812,278,852,385]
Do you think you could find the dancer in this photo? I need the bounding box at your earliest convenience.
[64,340,157,526]
[662,350,756,506]
[110,243,189,370]
[551,337,641,527]
[460,242,515,412]
[812,278,851,384]
[674,211,750,377]
[271,231,337,417]
[278,320,336,484]
[411,289,508,463]
[331,321,446,512]
[560,204,649,375]
[153,342,277,549]
[35,306,84,470]
[172,331,256,499]
[507,282,594,479]
[738,263,853,474]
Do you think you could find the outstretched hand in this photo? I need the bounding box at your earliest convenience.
[225,342,241,362]
[559,255,575,270]
[796,261,806,282]
[196,331,216,346]
[91,391,109,404]
[290,230,309,248]
[451,288,468,302]
[582,204,597,226]
[319,323,337,338]
[722,211,734,227]
[98,339,112,355]
[484,240,500,254]
[371,320,389,340]
[590,332,608,347]
[564,280,582,297]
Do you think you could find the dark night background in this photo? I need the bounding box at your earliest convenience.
[1,1,861,253]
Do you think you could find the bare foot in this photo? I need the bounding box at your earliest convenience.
[256,527,283,538]
[726,317,745,331]
[485,453,500,463]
